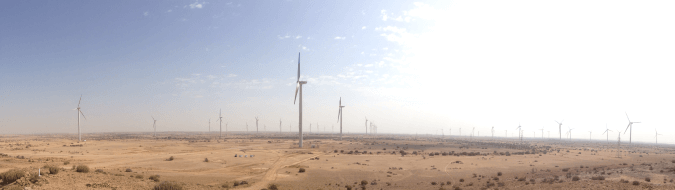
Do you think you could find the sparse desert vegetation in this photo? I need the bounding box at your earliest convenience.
[0,133,673,189]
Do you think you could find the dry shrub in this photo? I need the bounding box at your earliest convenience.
[591,176,605,180]
[44,164,60,175]
[645,177,650,182]
[135,174,144,179]
[632,181,640,185]
[268,184,279,190]
[154,181,183,190]
[76,165,90,173]
[149,175,160,182]
[518,177,526,181]
[497,172,502,176]
[0,169,25,184]
[204,158,209,162]
[362,180,368,185]
[431,181,437,185]
[167,156,174,161]
[63,161,70,165]
[299,168,306,173]
[459,179,464,182]
[572,176,580,181]
[562,168,570,172]
[125,168,132,172]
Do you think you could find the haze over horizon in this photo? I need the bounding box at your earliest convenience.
[1,1,674,144]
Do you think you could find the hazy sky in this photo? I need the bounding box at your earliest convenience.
[1,1,674,144]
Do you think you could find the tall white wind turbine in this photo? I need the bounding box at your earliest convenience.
[540,127,544,139]
[491,126,494,139]
[216,109,223,138]
[623,112,641,144]
[75,95,87,141]
[151,116,157,137]
[337,97,345,140]
[255,117,259,133]
[365,117,368,135]
[293,52,307,148]
[280,119,282,133]
[555,120,563,140]
[208,119,211,132]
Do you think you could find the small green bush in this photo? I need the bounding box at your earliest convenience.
[76,165,90,173]
[154,181,183,190]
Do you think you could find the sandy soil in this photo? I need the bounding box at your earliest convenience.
[1,132,675,189]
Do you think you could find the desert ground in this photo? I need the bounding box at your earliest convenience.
[1,132,675,190]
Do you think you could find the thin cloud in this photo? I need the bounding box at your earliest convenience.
[144,12,149,16]
[188,2,204,9]
[167,9,172,13]
[295,35,302,39]
[381,10,388,21]
[334,36,346,40]
[362,26,367,30]
[364,64,373,67]
[277,35,291,39]
[227,74,237,77]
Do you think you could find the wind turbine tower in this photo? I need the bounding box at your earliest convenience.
[151,116,157,137]
[555,120,563,140]
[255,117,259,133]
[602,125,612,142]
[337,97,345,140]
[623,112,641,144]
[655,129,662,144]
[215,109,224,138]
[293,52,307,148]
[75,95,87,141]
[365,117,368,135]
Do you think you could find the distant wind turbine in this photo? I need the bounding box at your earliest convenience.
[151,116,157,137]
[255,117,259,133]
[540,127,544,139]
[555,120,563,140]
[279,119,282,133]
[491,126,494,139]
[516,124,522,142]
[623,112,641,144]
[365,117,368,135]
[75,95,87,141]
[588,131,592,141]
[337,97,345,140]
[293,52,307,148]
[208,119,211,132]
[216,109,223,138]
[655,129,662,144]
[602,124,612,142]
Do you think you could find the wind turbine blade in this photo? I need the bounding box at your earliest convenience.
[339,97,342,107]
[602,130,607,135]
[79,110,86,120]
[625,112,631,122]
[78,95,82,107]
[633,122,641,123]
[297,52,301,82]
[293,82,300,104]
[624,124,630,133]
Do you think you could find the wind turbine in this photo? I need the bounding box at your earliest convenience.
[516,124,522,142]
[279,119,282,133]
[567,127,574,141]
[471,127,475,140]
[216,109,223,138]
[655,129,662,144]
[337,97,345,140]
[293,52,307,148]
[491,126,494,139]
[151,116,157,137]
[588,131,592,141]
[602,124,612,142]
[255,117,259,133]
[209,119,211,132]
[365,117,368,135]
[75,95,87,141]
[623,112,641,144]
[555,120,563,140]
[540,127,544,139]
[246,122,249,133]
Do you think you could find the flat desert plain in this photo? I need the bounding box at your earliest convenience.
[1,133,675,189]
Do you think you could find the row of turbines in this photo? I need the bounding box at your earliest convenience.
[72,53,379,149]
[434,113,661,145]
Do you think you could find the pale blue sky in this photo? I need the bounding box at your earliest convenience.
[1,1,675,144]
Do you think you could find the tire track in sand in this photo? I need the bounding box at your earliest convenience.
[241,152,322,190]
